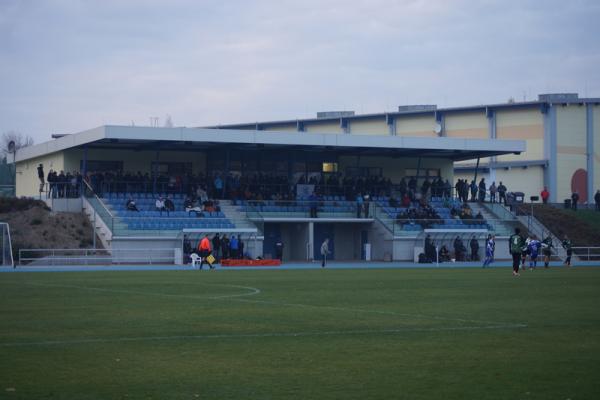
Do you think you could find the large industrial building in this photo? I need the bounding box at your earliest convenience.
[211,93,600,204]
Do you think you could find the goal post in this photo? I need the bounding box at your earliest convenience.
[0,222,14,268]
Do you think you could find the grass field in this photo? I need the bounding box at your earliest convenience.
[1,267,599,399]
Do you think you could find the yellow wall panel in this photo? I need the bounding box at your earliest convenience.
[494,166,545,200]
[16,152,64,197]
[497,138,543,162]
[304,121,342,134]
[445,112,488,139]
[557,106,586,147]
[349,119,389,136]
[594,105,600,192]
[263,124,298,132]
[395,115,437,137]
[496,108,543,127]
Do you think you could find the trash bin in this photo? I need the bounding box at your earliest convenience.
[564,199,572,209]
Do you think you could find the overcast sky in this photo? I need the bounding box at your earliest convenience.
[1,0,599,144]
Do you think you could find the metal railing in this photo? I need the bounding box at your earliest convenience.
[572,247,600,261]
[83,180,114,233]
[18,248,176,266]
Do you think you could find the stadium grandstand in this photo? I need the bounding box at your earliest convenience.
[13,92,599,263]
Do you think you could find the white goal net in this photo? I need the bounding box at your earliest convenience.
[0,222,14,267]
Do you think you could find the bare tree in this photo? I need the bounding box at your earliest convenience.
[164,114,174,128]
[1,131,34,156]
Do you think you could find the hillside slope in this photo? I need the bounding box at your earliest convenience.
[0,198,99,261]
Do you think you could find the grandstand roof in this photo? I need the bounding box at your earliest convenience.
[16,125,525,163]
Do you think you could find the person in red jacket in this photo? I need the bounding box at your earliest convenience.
[540,187,550,204]
[197,234,213,270]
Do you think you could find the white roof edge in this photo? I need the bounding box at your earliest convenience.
[16,125,525,163]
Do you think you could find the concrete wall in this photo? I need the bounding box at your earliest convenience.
[15,151,64,197]
[496,108,544,162]
[556,105,587,200]
[64,148,207,175]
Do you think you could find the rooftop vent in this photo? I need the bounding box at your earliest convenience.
[538,93,579,102]
[397,104,437,112]
[316,111,355,119]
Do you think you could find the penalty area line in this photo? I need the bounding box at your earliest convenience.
[0,324,528,347]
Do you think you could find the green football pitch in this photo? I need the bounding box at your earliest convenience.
[1,267,599,400]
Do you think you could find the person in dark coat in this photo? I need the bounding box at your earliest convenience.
[212,233,221,262]
[478,179,486,202]
[595,190,600,211]
[469,236,479,261]
[275,240,284,261]
[453,236,465,261]
[571,191,580,211]
[497,182,507,204]
[37,164,45,193]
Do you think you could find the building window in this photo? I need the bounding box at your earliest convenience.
[323,162,338,173]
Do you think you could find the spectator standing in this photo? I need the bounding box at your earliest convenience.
[355,193,364,218]
[212,233,221,262]
[571,191,579,211]
[221,234,230,259]
[497,182,507,204]
[489,182,497,203]
[470,236,479,261]
[275,240,284,261]
[540,187,550,204]
[183,235,192,264]
[363,195,370,218]
[469,180,478,202]
[453,236,465,261]
[238,237,244,259]
[37,164,45,194]
[230,235,239,258]
[478,178,486,202]
[320,238,331,268]
[595,190,600,211]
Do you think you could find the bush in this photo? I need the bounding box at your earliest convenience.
[0,197,49,213]
[30,218,42,225]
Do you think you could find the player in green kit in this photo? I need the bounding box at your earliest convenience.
[562,235,572,267]
[509,228,525,276]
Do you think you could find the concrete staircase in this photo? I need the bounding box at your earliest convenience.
[219,201,263,233]
[469,202,517,237]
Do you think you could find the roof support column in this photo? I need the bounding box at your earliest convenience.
[81,145,88,197]
[153,150,159,194]
[587,104,594,204]
[544,105,558,202]
[307,222,314,261]
[487,108,497,184]
[223,148,230,198]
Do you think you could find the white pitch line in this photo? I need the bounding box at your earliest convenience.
[0,324,528,347]
[229,297,521,326]
[25,282,525,327]
[25,282,261,301]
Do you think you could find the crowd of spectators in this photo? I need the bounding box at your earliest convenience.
[45,170,83,198]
